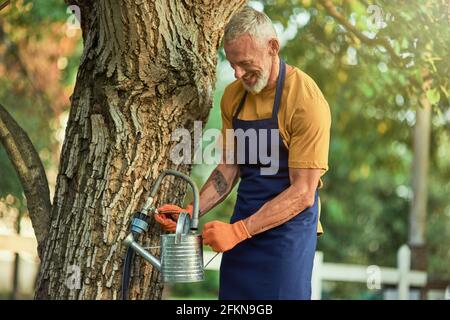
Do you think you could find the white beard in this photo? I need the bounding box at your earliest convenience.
[242,68,270,94]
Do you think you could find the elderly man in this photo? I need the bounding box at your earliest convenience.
[155,7,331,300]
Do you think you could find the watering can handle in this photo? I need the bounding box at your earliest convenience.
[175,212,191,244]
[146,169,200,230]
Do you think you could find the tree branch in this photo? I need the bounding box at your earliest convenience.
[0,103,51,253]
[0,0,10,12]
[318,0,404,66]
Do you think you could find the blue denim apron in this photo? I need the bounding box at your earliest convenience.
[219,59,319,300]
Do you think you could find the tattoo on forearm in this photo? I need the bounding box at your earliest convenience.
[211,169,228,196]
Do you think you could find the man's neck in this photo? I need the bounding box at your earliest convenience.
[264,56,280,91]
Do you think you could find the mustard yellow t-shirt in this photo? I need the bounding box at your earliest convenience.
[220,66,331,235]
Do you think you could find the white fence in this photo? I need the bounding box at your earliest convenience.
[0,234,39,297]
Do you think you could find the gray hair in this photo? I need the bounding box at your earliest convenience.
[224,6,277,43]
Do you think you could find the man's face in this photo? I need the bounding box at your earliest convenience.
[224,34,274,94]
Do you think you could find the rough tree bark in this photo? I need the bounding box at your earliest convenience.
[1,0,246,299]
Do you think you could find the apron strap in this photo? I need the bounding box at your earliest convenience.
[271,59,286,121]
[233,91,248,119]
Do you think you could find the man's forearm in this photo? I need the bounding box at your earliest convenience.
[195,164,240,217]
[242,184,316,236]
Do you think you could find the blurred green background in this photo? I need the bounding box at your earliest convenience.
[0,0,448,299]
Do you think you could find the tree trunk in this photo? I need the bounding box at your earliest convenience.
[35,0,245,300]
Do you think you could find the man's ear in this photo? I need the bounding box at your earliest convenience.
[268,38,280,56]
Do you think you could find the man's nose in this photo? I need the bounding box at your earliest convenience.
[234,66,245,79]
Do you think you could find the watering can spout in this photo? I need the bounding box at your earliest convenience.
[123,233,161,271]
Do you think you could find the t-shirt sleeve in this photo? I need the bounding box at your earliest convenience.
[220,94,232,144]
[288,79,331,172]
[219,86,235,160]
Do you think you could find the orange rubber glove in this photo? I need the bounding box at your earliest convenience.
[202,220,251,253]
[154,204,193,232]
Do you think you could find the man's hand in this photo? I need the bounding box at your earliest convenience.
[202,220,251,252]
[154,204,193,232]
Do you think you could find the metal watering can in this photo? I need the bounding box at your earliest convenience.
[123,169,204,283]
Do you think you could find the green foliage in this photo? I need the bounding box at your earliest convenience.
[0,0,81,204]
[265,0,450,282]
[10,0,70,30]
